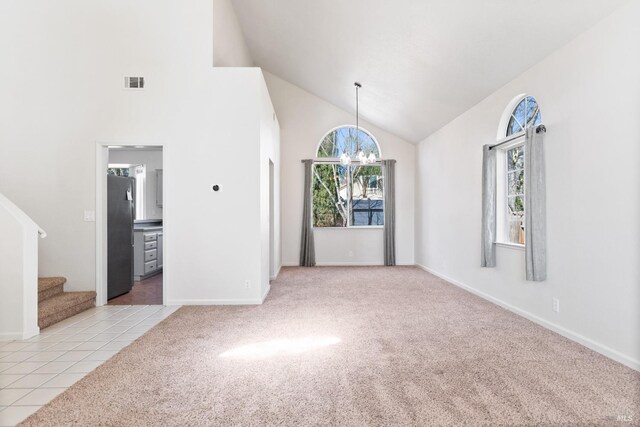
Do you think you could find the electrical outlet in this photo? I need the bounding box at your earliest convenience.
[244,280,250,289]
[552,297,560,313]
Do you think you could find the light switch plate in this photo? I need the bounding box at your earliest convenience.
[84,210,96,222]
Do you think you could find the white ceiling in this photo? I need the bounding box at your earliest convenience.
[232,0,626,143]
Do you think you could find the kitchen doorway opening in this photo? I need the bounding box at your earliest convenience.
[96,144,165,306]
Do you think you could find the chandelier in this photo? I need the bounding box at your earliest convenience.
[340,82,377,166]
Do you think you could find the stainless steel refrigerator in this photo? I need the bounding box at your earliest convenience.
[107,175,135,299]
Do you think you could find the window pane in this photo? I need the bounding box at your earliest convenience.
[314,126,385,228]
[317,127,380,159]
[506,96,543,136]
[506,146,524,171]
[107,167,130,177]
[350,165,384,226]
[524,97,539,127]
[510,99,526,131]
[533,111,542,126]
[507,195,524,217]
[507,219,525,245]
[507,171,524,196]
[507,116,523,136]
[312,164,348,227]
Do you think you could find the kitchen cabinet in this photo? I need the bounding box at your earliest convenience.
[134,227,162,280]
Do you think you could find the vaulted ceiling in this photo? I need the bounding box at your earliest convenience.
[232,0,626,143]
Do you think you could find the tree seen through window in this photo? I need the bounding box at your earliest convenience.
[313,127,383,227]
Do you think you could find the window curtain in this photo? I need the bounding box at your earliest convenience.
[481,145,497,267]
[299,159,316,266]
[382,159,396,266]
[524,127,547,281]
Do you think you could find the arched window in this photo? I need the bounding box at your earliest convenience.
[506,96,542,136]
[497,95,543,245]
[313,126,383,228]
[317,126,381,160]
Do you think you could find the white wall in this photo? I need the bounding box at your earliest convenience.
[0,0,214,291]
[167,68,278,304]
[108,149,163,220]
[415,1,640,369]
[0,2,278,305]
[213,0,253,67]
[264,72,416,266]
[0,194,39,340]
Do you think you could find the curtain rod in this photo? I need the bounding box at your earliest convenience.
[489,124,547,150]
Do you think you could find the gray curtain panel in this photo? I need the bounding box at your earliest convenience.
[382,159,396,266]
[525,127,547,281]
[481,145,497,267]
[299,159,316,266]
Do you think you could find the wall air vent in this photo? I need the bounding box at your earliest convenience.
[124,76,145,89]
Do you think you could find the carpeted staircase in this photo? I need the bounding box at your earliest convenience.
[38,277,96,329]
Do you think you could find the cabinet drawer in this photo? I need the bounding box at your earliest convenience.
[144,260,158,274]
[144,233,157,242]
[144,241,157,250]
[145,249,157,262]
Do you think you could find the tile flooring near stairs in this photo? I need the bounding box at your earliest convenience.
[0,304,180,427]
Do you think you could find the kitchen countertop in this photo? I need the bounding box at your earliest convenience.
[134,225,163,231]
[133,221,163,231]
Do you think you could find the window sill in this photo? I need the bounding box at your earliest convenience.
[314,226,384,230]
[495,242,525,251]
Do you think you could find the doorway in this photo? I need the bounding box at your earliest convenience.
[96,145,165,306]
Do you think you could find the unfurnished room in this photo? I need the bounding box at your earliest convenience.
[0,1,639,426]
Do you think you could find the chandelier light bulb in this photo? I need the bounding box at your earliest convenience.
[340,151,352,165]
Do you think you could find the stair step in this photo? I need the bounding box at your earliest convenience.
[38,277,66,302]
[38,291,96,329]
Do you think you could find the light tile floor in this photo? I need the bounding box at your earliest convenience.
[0,305,180,426]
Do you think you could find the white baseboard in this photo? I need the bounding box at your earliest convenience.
[167,298,264,306]
[415,264,640,372]
[261,284,271,303]
[270,264,282,281]
[316,261,384,266]
[282,261,415,267]
[0,327,40,342]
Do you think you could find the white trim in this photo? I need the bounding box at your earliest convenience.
[495,242,525,251]
[167,299,264,306]
[96,144,108,306]
[261,284,271,303]
[415,264,640,372]
[313,226,384,230]
[316,261,384,266]
[0,327,39,341]
[497,94,527,140]
[270,264,281,281]
[280,262,414,267]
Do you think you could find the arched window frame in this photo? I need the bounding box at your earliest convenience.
[311,125,384,228]
[495,94,543,247]
[315,125,382,160]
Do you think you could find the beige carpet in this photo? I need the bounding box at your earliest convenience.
[22,267,640,426]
